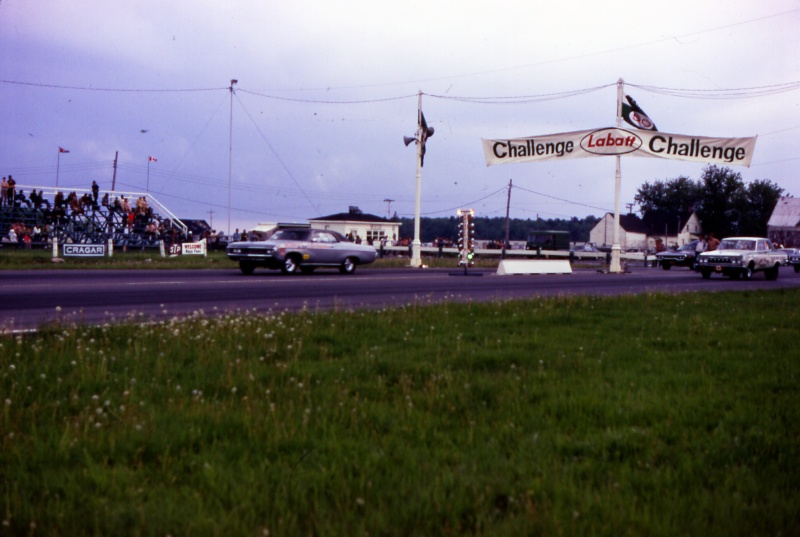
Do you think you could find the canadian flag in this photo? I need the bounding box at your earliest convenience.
[59,147,70,153]
[148,156,157,162]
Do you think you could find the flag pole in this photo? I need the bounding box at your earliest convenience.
[56,149,61,188]
[410,90,423,268]
[147,158,150,193]
[609,78,624,273]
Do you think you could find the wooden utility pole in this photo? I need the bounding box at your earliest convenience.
[502,179,512,259]
[111,151,118,192]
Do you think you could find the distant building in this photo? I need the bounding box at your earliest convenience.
[767,197,800,246]
[589,211,701,251]
[309,206,400,245]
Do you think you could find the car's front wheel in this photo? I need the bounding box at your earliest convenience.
[281,255,300,274]
[793,265,800,273]
[700,268,712,279]
[239,261,256,275]
[340,257,357,274]
[660,262,672,270]
[742,264,754,280]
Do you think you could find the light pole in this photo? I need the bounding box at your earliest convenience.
[228,79,237,236]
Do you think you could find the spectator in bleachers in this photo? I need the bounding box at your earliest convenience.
[1,177,8,207]
[54,191,65,209]
[15,190,32,208]
[5,176,15,207]
[121,196,131,213]
[91,181,99,208]
[101,192,109,209]
[7,226,17,246]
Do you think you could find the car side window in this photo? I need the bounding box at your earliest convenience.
[315,232,337,244]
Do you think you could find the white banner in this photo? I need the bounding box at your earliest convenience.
[482,127,757,167]
[182,240,207,255]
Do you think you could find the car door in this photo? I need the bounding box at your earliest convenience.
[310,231,339,263]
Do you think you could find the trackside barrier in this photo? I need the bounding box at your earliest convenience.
[496,259,572,275]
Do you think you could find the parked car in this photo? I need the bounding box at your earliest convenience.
[227,227,378,275]
[784,248,800,273]
[695,237,787,280]
[655,239,699,270]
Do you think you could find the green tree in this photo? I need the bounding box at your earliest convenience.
[740,179,784,236]
[634,175,702,217]
[696,165,746,237]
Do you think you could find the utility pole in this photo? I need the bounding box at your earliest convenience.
[502,179,512,259]
[383,198,394,219]
[208,209,214,231]
[111,151,118,192]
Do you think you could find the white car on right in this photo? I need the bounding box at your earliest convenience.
[696,237,787,280]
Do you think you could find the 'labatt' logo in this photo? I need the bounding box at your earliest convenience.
[580,128,642,156]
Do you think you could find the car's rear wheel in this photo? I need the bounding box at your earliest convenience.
[765,264,779,281]
[794,265,800,273]
[340,257,357,274]
[239,261,255,275]
[281,255,300,274]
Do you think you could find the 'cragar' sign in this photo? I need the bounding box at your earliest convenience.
[63,244,106,257]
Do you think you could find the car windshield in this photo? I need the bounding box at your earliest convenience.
[718,239,755,251]
[271,229,311,241]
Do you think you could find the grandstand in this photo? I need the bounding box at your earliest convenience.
[1,185,189,250]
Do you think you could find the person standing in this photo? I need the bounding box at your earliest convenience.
[6,175,15,207]
[1,177,8,207]
[91,181,100,208]
[693,235,706,269]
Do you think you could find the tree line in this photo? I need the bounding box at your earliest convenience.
[634,165,784,238]
[398,215,600,244]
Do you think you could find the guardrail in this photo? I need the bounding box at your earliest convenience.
[379,245,655,266]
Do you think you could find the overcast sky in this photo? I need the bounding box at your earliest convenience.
[2,0,798,234]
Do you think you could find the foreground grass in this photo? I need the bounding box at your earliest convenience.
[1,290,798,536]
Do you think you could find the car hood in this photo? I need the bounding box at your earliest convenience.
[699,249,743,256]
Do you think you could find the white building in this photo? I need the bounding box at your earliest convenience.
[767,197,800,247]
[589,211,701,251]
[310,207,400,246]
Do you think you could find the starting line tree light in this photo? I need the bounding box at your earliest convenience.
[457,208,475,273]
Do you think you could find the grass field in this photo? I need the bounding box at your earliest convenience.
[1,289,798,535]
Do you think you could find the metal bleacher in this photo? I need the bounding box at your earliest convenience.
[1,185,189,249]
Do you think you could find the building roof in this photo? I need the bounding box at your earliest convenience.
[310,210,393,223]
[767,197,800,228]
[642,210,694,236]
[604,210,695,236]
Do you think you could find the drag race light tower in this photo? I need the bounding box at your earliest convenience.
[457,208,475,272]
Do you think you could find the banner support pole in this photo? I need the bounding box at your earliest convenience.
[609,78,624,273]
[410,91,424,268]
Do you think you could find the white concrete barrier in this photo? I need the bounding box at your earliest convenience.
[496,259,572,275]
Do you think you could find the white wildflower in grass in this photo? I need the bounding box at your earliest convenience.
[4,399,10,406]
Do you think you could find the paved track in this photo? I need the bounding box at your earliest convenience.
[2,265,799,332]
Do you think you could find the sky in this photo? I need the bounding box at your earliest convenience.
[1,0,799,235]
